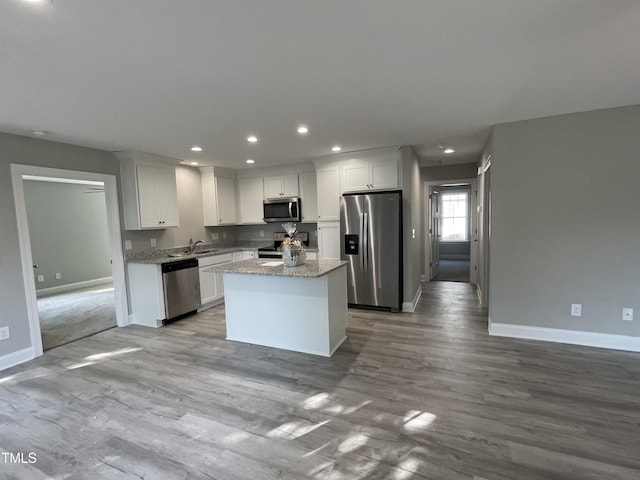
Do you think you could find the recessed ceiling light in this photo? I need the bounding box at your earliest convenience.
[246,159,255,164]
[190,161,199,166]
[190,146,203,152]
[444,148,455,154]
[332,146,342,152]
[247,135,258,143]
[31,129,48,137]
[297,126,309,134]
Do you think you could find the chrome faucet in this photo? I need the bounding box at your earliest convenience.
[188,238,205,253]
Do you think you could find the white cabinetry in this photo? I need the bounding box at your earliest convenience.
[242,250,257,259]
[198,253,233,308]
[299,172,318,223]
[201,167,237,226]
[316,167,340,221]
[318,221,341,260]
[342,157,398,193]
[264,174,299,199]
[118,151,180,230]
[237,177,265,224]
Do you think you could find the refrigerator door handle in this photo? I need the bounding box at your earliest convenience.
[363,212,369,272]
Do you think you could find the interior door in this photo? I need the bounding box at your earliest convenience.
[429,187,441,279]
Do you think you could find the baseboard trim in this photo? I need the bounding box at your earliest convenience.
[0,346,35,372]
[489,321,640,352]
[402,285,423,313]
[37,276,113,297]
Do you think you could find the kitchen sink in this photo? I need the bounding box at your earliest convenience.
[194,249,220,255]
[167,252,190,258]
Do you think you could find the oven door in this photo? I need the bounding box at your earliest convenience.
[263,198,301,223]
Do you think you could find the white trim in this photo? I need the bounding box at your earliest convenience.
[37,276,113,297]
[0,347,35,372]
[420,274,426,282]
[489,321,640,352]
[10,164,130,365]
[402,285,423,313]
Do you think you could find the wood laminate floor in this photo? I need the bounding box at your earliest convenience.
[1,282,639,479]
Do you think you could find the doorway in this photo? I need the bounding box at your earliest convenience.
[23,177,117,349]
[11,165,128,358]
[425,178,478,285]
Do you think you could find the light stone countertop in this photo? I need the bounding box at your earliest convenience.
[126,247,255,264]
[127,246,319,265]
[206,259,347,278]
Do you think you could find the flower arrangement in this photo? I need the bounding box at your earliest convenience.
[281,223,306,267]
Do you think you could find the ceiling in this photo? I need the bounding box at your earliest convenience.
[2,1,639,168]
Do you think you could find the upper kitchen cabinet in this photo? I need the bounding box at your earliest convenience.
[299,172,317,223]
[201,167,237,226]
[315,166,340,221]
[341,149,400,193]
[117,151,180,230]
[237,176,265,224]
[264,174,299,199]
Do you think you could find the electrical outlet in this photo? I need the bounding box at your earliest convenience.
[37,275,44,283]
[223,232,227,239]
[622,308,633,321]
[150,238,157,248]
[55,272,62,280]
[211,232,219,240]
[571,304,582,317]
[124,240,132,250]
[0,326,10,341]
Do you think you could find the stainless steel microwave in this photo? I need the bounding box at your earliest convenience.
[263,197,301,223]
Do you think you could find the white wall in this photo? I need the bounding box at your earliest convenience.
[489,105,640,339]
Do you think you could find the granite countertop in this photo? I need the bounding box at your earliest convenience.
[127,246,257,264]
[127,245,319,264]
[206,259,347,278]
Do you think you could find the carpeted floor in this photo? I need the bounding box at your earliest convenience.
[432,259,471,283]
[37,281,117,350]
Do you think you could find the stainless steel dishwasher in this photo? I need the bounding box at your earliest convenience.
[161,258,200,323]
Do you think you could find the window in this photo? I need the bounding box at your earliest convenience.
[441,191,469,241]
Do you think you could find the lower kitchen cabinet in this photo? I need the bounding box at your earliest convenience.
[198,253,233,308]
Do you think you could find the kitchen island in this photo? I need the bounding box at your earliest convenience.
[208,259,348,357]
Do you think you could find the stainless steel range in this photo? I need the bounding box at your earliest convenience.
[257,232,309,258]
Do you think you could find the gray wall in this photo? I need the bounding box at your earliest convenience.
[421,163,478,182]
[121,165,209,252]
[402,147,423,305]
[24,181,112,290]
[490,105,640,337]
[0,131,120,358]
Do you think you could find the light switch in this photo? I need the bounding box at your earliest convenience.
[150,238,157,248]
[124,240,132,250]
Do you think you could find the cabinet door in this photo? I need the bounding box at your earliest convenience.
[136,165,179,228]
[316,168,340,221]
[342,162,370,192]
[238,177,265,223]
[199,267,218,305]
[299,172,318,223]
[232,252,243,262]
[216,177,237,224]
[318,221,340,260]
[263,176,283,199]
[136,165,161,228]
[370,160,398,190]
[282,175,299,197]
[154,167,179,227]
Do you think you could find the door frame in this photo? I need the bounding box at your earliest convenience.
[10,164,129,357]
[423,177,478,284]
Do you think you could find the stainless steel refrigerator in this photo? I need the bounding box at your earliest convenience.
[340,191,402,312]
